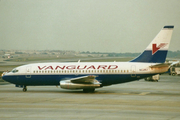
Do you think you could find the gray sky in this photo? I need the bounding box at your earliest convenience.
[0,0,180,53]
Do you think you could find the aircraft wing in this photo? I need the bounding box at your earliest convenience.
[60,75,101,90]
[68,75,101,84]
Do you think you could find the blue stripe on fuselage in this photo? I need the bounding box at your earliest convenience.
[130,50,168,63]
[3,74,157,86]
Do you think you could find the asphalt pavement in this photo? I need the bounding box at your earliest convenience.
[0,75,180,120]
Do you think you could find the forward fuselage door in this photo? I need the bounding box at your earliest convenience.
[131,65,136,77]
[26,66,31,78]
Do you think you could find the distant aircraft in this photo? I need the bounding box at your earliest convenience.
[2,26,176,92]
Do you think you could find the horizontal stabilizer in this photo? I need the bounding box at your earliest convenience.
[150,61,179,68]
[169,61,179,68]
[150,63,171,68]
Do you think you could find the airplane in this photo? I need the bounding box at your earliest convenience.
[2,26,175,93]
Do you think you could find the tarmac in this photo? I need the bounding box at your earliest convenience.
[0,75,180,120]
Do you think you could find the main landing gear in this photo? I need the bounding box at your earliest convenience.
[83,88,95,93]
[23,86,27,92]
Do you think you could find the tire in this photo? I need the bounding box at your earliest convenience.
[83,88,95,93]
[23,86,27,92]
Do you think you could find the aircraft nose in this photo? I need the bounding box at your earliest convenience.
[2,74,13,83]
[2,75,7,81]
[2,72,10,81]
[2,73,10,81]
[2,74,19,85]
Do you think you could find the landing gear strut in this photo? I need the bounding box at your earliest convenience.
[23,86,27,92]
[83,88,95,93]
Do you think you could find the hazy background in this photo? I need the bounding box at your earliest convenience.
[0,0,180,53]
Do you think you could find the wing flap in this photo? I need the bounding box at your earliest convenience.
[68,75,100,84]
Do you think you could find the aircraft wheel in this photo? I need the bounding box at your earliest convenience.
[23,86,27,92]
[83,88,95,93]
[89,88,95,93]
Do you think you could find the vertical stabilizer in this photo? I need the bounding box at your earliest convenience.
[130,26,174,63]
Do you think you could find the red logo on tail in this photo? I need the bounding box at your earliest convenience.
[152,43,168,55]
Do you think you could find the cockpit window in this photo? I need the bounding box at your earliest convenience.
[12,69,19,73]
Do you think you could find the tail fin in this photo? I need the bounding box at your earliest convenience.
[130,26,174,63]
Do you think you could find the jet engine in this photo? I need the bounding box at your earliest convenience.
[60,80,101,90]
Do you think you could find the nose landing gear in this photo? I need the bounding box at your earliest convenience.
[23,86,27,92]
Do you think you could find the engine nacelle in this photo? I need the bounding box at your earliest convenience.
[60,80,101,89]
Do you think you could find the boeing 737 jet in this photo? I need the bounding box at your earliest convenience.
[2,26,175,92]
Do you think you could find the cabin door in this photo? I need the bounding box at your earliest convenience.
[131,65,136,77]
[26,66,31,78]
